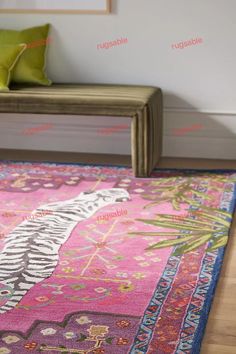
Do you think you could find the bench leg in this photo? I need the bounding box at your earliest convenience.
[131,108,150,178]
[131,104,162,178]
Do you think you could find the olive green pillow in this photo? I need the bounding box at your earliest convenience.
[0,43,27,91]
[0,24,51,86]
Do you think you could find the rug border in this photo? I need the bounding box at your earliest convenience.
[191,182,236,354]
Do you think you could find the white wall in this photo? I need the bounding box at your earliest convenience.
[0,0,235,159]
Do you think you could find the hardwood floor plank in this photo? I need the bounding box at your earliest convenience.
[202,207,236,353]
[201,344,236,354]
[203,334,236,346]
[204,319,236,337]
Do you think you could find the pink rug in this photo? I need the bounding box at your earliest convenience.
[0,162,235,353]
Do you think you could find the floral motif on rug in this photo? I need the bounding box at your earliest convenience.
[0,162,235,354]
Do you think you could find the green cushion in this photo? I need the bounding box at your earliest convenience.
[0,43,26,91]
[0,24,51,86]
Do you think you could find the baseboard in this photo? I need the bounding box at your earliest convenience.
[163,109,236,159]
[0,113,132,155]
[0,110,235,160]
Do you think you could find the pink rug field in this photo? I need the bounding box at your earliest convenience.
[0,162,235,354]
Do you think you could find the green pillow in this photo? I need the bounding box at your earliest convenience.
[0,43,26,91]
[0,24,51,86]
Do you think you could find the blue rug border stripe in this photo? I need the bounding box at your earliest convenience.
[0,159,131,170]
[0,158,235,173]
[191,248,225,354]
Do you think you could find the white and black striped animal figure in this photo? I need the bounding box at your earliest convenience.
[0,188,130,314]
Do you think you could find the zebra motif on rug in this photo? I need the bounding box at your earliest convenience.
[0,188,130,314]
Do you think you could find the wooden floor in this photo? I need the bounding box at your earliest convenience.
[0,151,235,354]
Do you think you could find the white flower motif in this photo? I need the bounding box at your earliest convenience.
[63,332,76,339]
[76,316,92,325]
[132,272,146,279]
[106,264,117,269]
[94,288,107,294]
[2,336,20,344]
[133,189,144,193]
[0,348,11,354]
[133,256,145,261]
[40,328,57,336]
[145,252,155,256]
[116,272,128,278]
[60,260,69,266]
[139,262,150,267]
[151,257,161,263]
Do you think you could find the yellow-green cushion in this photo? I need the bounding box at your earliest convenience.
[0,43,27,91]
[0,24,51,86]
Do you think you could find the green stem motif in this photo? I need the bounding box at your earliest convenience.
[134,175,234,255]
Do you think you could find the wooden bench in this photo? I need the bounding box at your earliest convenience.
[0,84,163,177]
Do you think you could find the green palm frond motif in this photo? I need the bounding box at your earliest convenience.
[129,209,232,256]
[143,180,211,210]
[143,175,235,211]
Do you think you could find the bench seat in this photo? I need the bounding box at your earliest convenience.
[0,84,163,177]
